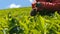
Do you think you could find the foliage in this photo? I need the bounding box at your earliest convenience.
[0,7,60,34]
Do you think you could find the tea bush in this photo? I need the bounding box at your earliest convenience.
[0,7,60,34]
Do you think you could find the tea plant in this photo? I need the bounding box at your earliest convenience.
[0,7,60,34]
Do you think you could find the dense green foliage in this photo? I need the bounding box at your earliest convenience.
[0,7,60,34]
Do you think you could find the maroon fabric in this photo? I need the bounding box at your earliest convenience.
[32,0,60,11]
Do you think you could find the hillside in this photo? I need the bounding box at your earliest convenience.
[0,7,60,34]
